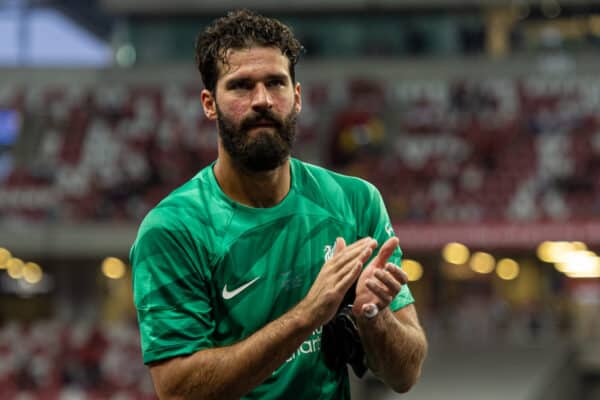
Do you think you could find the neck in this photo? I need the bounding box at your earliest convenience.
[214,149,291,208]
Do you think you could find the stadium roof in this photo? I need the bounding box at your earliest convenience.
[99,0,600,15]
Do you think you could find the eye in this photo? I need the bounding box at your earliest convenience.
[229,80,253,90]
[266,78,286,88]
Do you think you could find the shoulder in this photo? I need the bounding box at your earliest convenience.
[131,164,225,255]
[139,173,206,232]
[292,158,380,203]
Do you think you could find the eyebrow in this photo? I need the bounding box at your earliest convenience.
[225,73,289,89]
[263,73,289,82]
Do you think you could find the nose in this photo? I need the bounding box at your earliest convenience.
[251,83,273,111]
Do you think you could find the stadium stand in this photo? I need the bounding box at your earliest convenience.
[1,76,598,226]
[0,319,154,399]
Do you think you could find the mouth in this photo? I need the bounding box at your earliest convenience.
[246,121,278,132]
[252,119,277,127]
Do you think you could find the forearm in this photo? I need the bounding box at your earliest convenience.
[152,304,317,400]
[357,307,427,393]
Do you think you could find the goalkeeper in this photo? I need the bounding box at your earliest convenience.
[130,9,427,400]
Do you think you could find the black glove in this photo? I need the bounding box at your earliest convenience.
[321,285,367,377]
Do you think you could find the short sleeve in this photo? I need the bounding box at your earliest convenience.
[359,183,414,312]
[130,220,216,364]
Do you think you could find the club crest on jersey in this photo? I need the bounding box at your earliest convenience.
[323,242,336,261]
[385,223,395,237]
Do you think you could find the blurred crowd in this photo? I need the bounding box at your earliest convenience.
[0,290,580,399]
[0,318,154,400]
[1,76,599,225]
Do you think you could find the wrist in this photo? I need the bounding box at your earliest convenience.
[291,300,323,333]
[356,306,392,328]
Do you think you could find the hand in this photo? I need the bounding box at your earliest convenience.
[352,237,408,319]
[299,237,378,326]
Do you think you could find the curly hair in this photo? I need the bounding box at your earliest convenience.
[195,9,304,93]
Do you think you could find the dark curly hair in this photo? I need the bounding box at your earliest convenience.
[195,9,304,93]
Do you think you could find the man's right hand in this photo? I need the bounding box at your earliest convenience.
[298,237,378,327]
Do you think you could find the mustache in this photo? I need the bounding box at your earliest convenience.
[240,109,283,131]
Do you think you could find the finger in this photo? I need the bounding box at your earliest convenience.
[335,259,363,292]
[385,262,409,285]
[331,238,376,267]
[366,279,394,307]
[373,237,400,267]
[333,237,370,258]
[342,236,376,252]
[334,237,346,253]
[332,241,370,266]
[374,268,402,295]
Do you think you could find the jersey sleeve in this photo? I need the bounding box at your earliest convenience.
[359,182,414,312]
[130,216,216,364]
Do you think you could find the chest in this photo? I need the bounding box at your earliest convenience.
[210,214,355,343]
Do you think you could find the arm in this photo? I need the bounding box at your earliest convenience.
[356,305,427,393]
[149,236,378,400]
[351,237,427,393]
[150,303,315,400]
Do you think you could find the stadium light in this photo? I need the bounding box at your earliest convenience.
[102,257,126,279]
[402,259,423,282]
[442,242,470,265]
[469,251,495,274]
[0,247,11,268]
[6,257,24,279]
[23,262,43,284]
[537,241,583,264]
[116,44,136,67]
[496,258,519,280]
[556,251,600,278]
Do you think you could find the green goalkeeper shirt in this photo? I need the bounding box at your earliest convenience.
[130,157,414,399]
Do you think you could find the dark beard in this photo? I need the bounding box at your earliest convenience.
[217,106,297,172]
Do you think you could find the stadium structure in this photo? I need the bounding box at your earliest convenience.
[1,1,600,399]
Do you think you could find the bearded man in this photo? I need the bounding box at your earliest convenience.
[130,9,427,400]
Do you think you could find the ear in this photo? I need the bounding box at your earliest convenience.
[294,82,302,114]
[201,89,217,120]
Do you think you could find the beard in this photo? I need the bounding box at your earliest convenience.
[217,105,298,173]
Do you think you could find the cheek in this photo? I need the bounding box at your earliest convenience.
[273,93,296,113]
[220,100,248,121]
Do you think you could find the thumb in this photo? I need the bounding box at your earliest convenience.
[373,237,399,267]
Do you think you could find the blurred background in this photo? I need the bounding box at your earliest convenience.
[1,0,600,399]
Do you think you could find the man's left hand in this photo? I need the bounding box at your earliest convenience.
[352,237,408,319]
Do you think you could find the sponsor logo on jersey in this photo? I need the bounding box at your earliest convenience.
[385,222,395,237]
[222,276,261,300]
[286,326,322,363]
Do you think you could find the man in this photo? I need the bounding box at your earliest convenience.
[130,9,427,400]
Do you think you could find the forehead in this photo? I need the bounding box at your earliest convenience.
[217,47,291,82]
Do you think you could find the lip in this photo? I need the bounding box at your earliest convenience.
[254,120,276,126]
[248,123,276,129]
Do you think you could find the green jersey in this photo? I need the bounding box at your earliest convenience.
[130,158,414,399]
